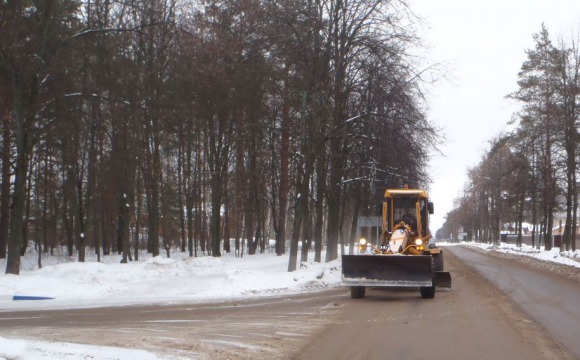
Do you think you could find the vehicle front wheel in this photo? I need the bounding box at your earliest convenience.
[420,285,436,299]
[350,286,366,299]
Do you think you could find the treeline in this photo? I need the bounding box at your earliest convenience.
[438,25,579,252]
[0,0,439,274]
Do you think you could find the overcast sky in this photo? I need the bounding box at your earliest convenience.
[410,0,580,233]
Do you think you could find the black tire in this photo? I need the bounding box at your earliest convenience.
[420,285,436,299]
[420,255,437,299]
[433,252,444,272]
[350,286,365,299]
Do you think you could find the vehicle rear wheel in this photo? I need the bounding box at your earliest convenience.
[350,286,365,299]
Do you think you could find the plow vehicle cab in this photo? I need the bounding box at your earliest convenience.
[342,185,451,299]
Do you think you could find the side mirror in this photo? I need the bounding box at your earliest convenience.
[428,202,434,215]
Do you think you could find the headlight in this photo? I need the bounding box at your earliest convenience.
[359,238,367,246]
[414,238,423,246]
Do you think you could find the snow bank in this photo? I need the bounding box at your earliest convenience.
[453,241,580,268]
[0,336,166,360]
[0,248,342,311]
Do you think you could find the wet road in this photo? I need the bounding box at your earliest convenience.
[447,246,580,358]
[295,246,576,360]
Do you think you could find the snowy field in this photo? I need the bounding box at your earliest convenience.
[0,241,578,359]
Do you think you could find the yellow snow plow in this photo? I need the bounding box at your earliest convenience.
[342,185,451,299]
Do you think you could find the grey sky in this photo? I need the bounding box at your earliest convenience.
[411,0,580,233]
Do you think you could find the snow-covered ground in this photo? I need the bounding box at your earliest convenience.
[463,241,580,267]
[0,241,578,359]
[0,246,341,360]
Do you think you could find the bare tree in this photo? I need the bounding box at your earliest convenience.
[1,0,81,274]
[0,0,441,271]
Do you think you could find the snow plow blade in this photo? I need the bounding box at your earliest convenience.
[435,271,452,291]
[341,255,433,287]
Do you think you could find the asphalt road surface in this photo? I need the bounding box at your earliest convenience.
[1,246,579,360]
[296,246,578,360]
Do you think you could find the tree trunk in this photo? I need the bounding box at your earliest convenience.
[288,184,304,272]
[118,190,133,263]
[177,134,186,253]
[0,112,11,259]
[6,121,30,275]
[289,159,312,271]
[145,141,161,257]
[185,137,194,257]
[300,191,311,263]
[275,70,291,256]
[76,177,86,262]
[325,174,341,262]
[210,180,223,257]
[572,177,578,252]
[134,170,143,261]
[348,189,361,255]
[313,147,327,263]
